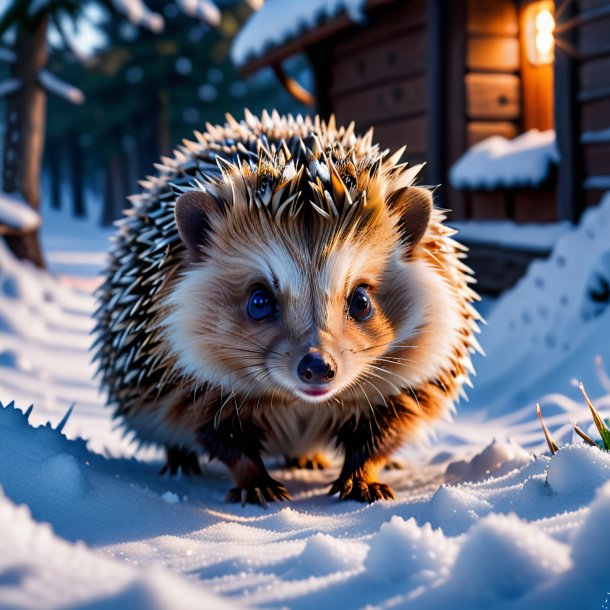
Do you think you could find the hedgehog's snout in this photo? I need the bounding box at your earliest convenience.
[297,352,336,385]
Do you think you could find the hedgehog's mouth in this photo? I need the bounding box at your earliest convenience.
[293,385,334,403]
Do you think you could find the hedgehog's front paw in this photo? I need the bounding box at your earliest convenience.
[225,478,292,508]
[329,477,395,503]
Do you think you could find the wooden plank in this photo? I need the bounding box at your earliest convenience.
[581,97,610,131]
[333,75,427,125]
[467,121,519,145]
[580,15,610,57]
[333,0,427,58]
[583,143,610,174]
[583,187,607,207]
[469,191,509,220]
[580,55,610,94]
[467,0,519,35]
[579,0,610,10]
[513,190,557,222]
[371,115,428,155]
[331,29,426,96]
[465,73,521,119]
[466,36,520,72]
[462,243,544,296]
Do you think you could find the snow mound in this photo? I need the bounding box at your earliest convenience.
[0,489,234,610]
[365,516,457,585]
[469,193,610,415]
[446,438,533,483]
[450,129,559,190]
[448,513,571,604]
[232,0,367,66]
[546,444,610,500]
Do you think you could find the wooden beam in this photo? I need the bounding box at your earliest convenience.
[427,0,446,193]
[554,0,582,222]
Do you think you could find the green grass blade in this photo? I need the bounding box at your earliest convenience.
[579,383,610,450]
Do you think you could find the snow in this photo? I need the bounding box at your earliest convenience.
[232,0,368,66]
[584,176,610,189]
[581,128,610,144]
[469,193,610,416]
[450,129,559,190]
[450,219,571,252]
[1,191,610,607]
[0,78,21,98]
[112,0,165,33]
[0,192,40,232]
[177,0,221,27]
[38,70,85,105]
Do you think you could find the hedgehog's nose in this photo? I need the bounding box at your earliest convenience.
[297,353,336,385]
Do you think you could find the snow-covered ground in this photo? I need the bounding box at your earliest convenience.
[1,194,610,609]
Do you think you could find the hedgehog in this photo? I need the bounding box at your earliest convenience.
[93,110,481,505]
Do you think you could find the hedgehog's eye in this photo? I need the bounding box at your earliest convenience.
[247,287,277,321]
[349,285,373,321]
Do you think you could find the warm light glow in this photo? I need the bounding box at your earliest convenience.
[536,31,554,55]
[524,2,555,66]
[535,9,555,33]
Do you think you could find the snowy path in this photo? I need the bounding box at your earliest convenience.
[2,199,610,608]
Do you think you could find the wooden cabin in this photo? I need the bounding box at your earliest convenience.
[233,0,610,293]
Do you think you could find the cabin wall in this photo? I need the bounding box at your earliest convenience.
[577,0,610,209]
[464,0,522,146]
[326,0,429,169]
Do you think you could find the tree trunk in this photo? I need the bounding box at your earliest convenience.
[47,147,61,210]
[158,88,171,158]
[69,141,86,218]
[102,154,125,226]
[2,17,48,268]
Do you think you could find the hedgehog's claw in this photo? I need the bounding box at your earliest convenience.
[225,479,292,507]
[329,476,395,503]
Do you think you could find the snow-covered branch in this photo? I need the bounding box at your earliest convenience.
[177,0,221,26]
[38,70,84,105]
[112,0,164,33]
[0,193,40,233]
[0,78,21,98]
[0,48,16,63]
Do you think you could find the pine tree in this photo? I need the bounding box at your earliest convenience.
[0,0,224,266]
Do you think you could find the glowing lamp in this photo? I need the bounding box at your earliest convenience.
[524,2,555,65]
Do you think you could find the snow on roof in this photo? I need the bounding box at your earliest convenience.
[584,176,610,189]
[581,128,610,144]
[450,129,560,191]
[232,0,367,66]
[0,193,40,232]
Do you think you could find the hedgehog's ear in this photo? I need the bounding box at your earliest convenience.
[174,190,221,256]
[387,186,432,252]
